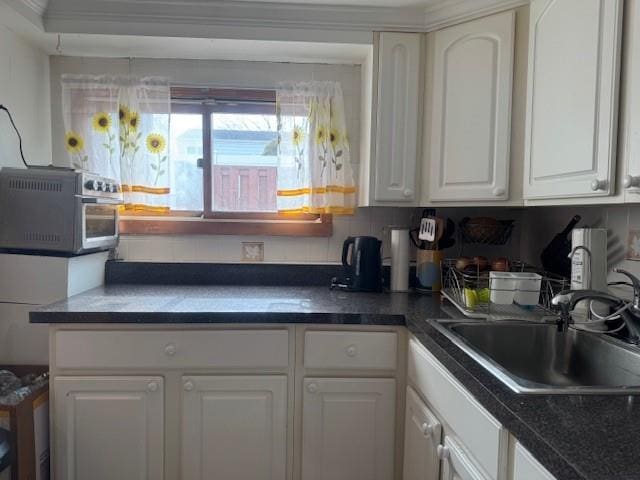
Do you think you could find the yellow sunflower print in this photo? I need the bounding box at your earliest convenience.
[92,112,112,133]
[65,131,84,153]
[315,126,327,144]
[146,133,166,154]
[329,128,341,148]
[292,126,305,146]
[128,111,140,132]
[119,105,130,124]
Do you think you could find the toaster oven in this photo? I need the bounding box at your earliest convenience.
[0,166,122,255]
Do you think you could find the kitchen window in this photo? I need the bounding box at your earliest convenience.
[120,87,331,236]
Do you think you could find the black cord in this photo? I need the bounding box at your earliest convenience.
[0,104,29,168]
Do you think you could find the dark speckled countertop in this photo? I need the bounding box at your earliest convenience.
[30,266,640,480]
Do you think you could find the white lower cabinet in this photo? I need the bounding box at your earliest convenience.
[181,375,287,480]
[53,376,164,480]
[439,436,490,480]
[512,442,556,480]
[301,377,396,480]
[403,386,442,480]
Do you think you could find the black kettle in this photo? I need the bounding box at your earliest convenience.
[337,236,383,292]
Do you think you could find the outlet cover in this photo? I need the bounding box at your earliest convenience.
[242,242,264,262]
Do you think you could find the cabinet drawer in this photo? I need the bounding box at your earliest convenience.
[408,338,506,480]
[304,331,397,370]
[54,329,289,369]
[513,442,556,480]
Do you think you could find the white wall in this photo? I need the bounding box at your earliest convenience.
[0,22,51,168]
[0,21,51,365]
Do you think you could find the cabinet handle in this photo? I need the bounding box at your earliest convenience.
[345,344,358,357]
[492,187,506,197]
[590,179,607,191]
[147,381,159,392]
[403,189,413,198]
[421,422,433,437]
[624,175,640,189]
[164,343,177,356]
[307,383,319,394]
[183,380,195,392]
[436,445,450,460]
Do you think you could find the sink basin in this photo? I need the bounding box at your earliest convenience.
[431,319,640,394]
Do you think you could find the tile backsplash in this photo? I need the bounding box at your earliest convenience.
[117,207,416,263]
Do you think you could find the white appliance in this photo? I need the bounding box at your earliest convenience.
[570,228,608,291]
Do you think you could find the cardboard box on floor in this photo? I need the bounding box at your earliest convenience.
[0,366,49,480]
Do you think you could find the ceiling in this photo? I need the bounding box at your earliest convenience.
[214,0,446,7]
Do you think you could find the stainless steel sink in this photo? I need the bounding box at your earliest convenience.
[431,319,640,394]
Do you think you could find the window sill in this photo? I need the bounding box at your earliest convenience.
[119,214,332,237]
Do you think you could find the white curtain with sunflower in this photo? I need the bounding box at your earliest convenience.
[61,75,171,213]
[276,81,356,215]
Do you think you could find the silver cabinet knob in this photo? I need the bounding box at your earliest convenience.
[421,422,433,437]
[590,179,607,191]
[624,175,640,189]
[436,444,450,460]
[164,343,177,356]
[345,344,358,357]
[492,187,506,197]
[147,381,159,392]
[307,383,318,394]
[403,189,413,197]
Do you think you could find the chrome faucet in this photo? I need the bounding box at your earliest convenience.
[551,269,640,344]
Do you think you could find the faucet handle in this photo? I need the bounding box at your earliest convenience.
[613,268,640,311]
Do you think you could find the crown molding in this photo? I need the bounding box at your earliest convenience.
[43,0,427,43]
[2,0,46,28]
[423,0,529,30]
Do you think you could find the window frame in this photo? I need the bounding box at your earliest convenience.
[119,87,332,237]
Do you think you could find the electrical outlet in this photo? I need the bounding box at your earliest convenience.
[242,242,264,262]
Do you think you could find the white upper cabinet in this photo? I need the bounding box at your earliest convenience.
[181,375,287,480]
[523,0,623,200]
[427,11,515,202]
[360,32,422,205]
[619,0,640,201]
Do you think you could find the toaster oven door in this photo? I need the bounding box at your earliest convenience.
[81,197,120,252]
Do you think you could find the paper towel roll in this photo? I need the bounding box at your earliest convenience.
[390,227,410,291]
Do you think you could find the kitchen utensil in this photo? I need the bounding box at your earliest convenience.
[540,215,581,277]
[419,216,436,242]
[332,236,383,292]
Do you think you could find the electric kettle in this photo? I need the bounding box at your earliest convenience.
[333,236,383,292]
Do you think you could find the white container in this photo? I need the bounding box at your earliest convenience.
[512,272,542,306]
[489,272,516,304]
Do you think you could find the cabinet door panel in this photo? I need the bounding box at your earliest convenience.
[181,375,287,480]
[440,436,489,480]
[374,32,422,202]
[403,386,441,480]
[301,377,395,480]
[524,0,622,199]
[429,11,514,201]
[513,442,556,480]
[54,376,164,480]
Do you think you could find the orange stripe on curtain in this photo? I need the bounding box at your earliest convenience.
[278,206,355,215]
[121,184,171,195]
[277,185,357,196]
[120,203,170,214]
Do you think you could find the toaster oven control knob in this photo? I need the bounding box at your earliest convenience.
[95,181,104,191]
[104,183,111,193]
[84,179,96,190]
[111,184,119,193]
